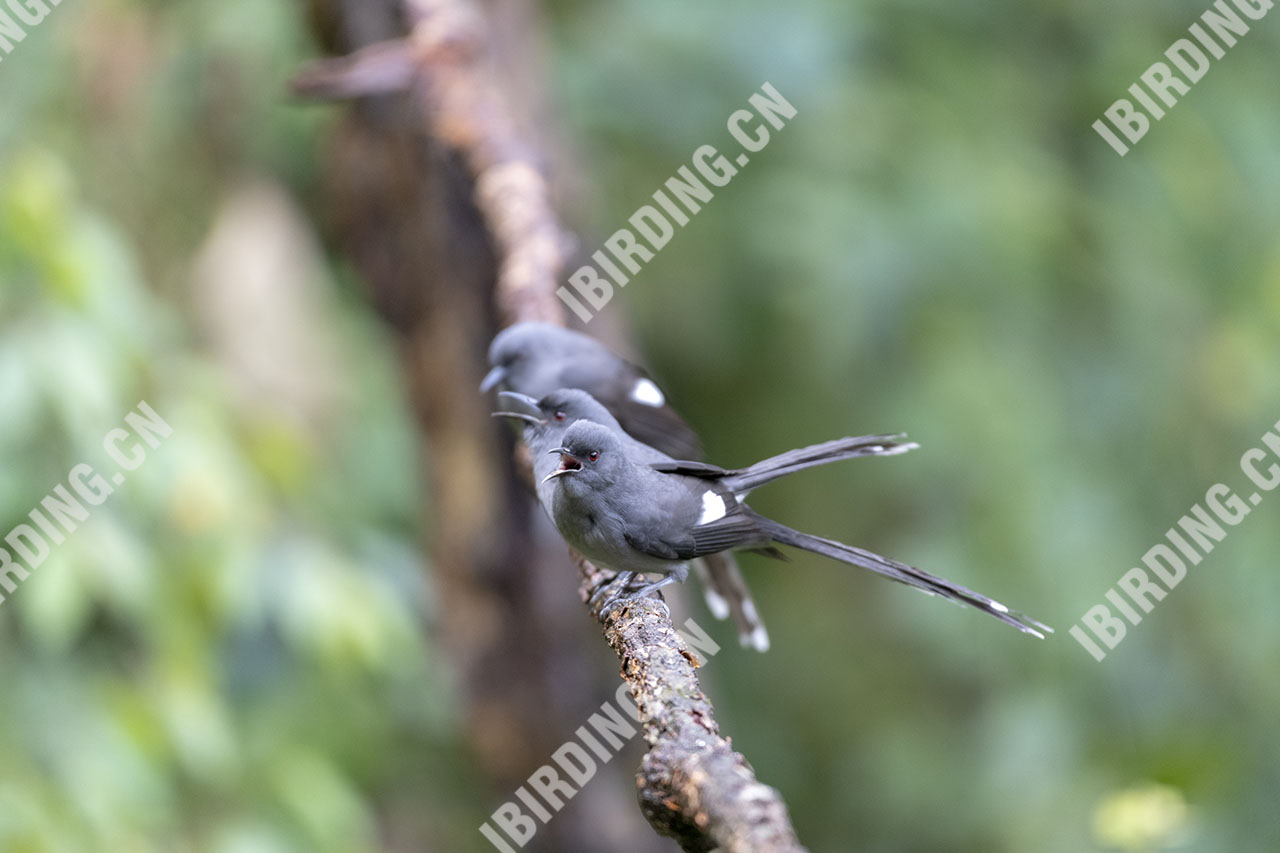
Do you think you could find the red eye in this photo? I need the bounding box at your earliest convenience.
[588,450,599,462]
[554,411,566,421]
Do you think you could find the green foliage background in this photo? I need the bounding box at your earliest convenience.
[1,0,1278,850]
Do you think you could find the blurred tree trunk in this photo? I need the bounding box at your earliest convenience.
[298,1,671,850]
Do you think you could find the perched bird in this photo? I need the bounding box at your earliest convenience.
[482,322,701,458]
[483,322,759,646]
[541,419,1051,638]
[493,389,917,650]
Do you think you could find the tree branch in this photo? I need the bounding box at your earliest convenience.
[294,0,565,326]
[295,1,807,848]
[579,559,809,852]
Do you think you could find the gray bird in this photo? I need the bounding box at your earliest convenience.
[482,322,701,458]
[483,322,761,647]
[541,419,1051,638]
[494,389,919,650]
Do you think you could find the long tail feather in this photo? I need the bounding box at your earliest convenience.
[698,552,770,652]
[755,516,1051,637]
[724,434,917,496]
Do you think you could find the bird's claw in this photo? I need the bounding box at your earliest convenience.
[591,572,676,617]
[596,591,628,615]
[588,571,634,608]
[600,580,670,614]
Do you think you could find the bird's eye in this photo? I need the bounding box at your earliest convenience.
[553,411,566,421]
[588,450,599,462]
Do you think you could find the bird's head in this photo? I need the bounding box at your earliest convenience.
[492,388,622,433]
[481,322,591,393]
[543,420,624,488]
[482,323,534,392]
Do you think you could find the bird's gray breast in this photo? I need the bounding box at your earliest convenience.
[550,483,676,574]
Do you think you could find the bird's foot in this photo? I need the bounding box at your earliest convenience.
[588,571,634,608]
[602,575,678,611]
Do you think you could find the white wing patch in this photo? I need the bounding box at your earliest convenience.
[630,378,665,407]
[698,491,727,526]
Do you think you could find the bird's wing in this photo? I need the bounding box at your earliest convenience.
[623,507,769,563]
[562,360,703,459]
[688,513,775,556]
[622,528,685,561]
[611,396,703,460]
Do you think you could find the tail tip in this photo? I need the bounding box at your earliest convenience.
[703,589,730,621]
[739,625,771,652]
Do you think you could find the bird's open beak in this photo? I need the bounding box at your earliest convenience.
[491,391,545,427]
[479,366,506,393]
[541,447,582,483]
[492,411,542,426]
[498,391,540,412]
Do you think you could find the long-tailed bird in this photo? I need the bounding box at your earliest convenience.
[493,389,919,649]
[541,419,1051,638]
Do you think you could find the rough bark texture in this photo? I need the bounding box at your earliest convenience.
[579,561,809,853]
[295,1,807,849]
